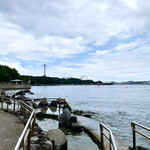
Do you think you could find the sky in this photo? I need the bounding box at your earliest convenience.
[0,0,150,82]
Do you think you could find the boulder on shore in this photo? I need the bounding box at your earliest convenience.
[47,129,67,150]
[58,109,71,127]
[49,101,57,107]
[39,98,48,107]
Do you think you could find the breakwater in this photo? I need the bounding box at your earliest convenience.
[0,84,31,90]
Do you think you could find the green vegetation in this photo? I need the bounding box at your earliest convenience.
[0,64,103,85]
[30,76,102,85]
[0,65,21,82]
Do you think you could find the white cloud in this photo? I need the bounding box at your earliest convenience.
[0,0,150,81]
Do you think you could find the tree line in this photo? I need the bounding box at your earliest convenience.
[0,64,103,85]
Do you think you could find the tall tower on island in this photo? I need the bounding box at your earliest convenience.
[44,64,46,77]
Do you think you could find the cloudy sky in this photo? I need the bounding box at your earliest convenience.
[0,0,150,81]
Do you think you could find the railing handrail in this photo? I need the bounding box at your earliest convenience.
[100,123,118,150]
[131,121,150,149]
[14,109,35,150]
[0,97,35,150]
[131,121,150,132]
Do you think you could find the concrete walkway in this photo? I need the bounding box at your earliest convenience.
[78,116,129,150]
[0,110,24,150]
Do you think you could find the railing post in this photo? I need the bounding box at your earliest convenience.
[131,122,136,149]
[20,103,23,115]
[1,99,3,110]
[23,106,26,122]
[109,133,112,150]
[13,100,16,112]
[27,130,31,150]
[100,124,104,150]
[32,118,35,135]
[21,138,24,150]
[18,101,19,109]
[7,101,9,112]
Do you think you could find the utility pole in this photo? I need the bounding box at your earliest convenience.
[44,64,46,77]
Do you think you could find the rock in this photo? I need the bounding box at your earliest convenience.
[16,90,25,95]
[47,129,67,150]
[1,90,6,96]
[34,127,43,133]
[57,98,66,104]
[36,112,45,117]
[39,98,48,107]
[83,114,91,118]
[70,116,77,123]
[58,109,71,127]
[31,136,39,141]
[136,146,150,150]
[31,143,41,150]
[42,140,53,150]
[63,104,71,112]
[23,89,30,93]
[73,110,83,115]
[33,102,38,108]
[15,95,26,100]
[49,101,57,107]
[65,120,72,128]
[72,123,83,133]
[50,107,57,113]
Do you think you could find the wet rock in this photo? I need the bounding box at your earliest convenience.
[47,129,67,150]
[72,123,83,133]
[42,140,53,150]
[31,136,39,142]
[57,98,66,104]
[130,146,150,150]
[36,112,45,117]
[58,109,71,127]
[34,127,43,134]
[50,107,57,113]
[73,110,83,115]
[39,98,48,107]
[16,90,25,95]
[63,103,71,112]
[83,114,91,118]
[1,90,5,95]
[49,101,57,107]
[73,110,97,118]
[33,102,38,108]
[70,116,77,123]
[31,143,41,150]
[16,95,25,100]
[23,89,30,93]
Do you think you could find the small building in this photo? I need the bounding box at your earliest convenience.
[9,79,23,85]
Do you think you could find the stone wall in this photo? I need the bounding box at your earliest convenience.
[0,84,31,90]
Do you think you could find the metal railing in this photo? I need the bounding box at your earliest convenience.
[100,123,118,150]
[131,121,150,149]
[1,97,20,112]
[0,97,36,150]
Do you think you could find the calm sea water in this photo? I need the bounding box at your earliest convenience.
[11,85,150,148]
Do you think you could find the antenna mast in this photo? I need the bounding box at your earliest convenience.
[44,64,46,77]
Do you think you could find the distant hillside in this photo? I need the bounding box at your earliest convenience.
[0,64,102,85]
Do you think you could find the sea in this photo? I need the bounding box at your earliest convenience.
[8,85,150,148]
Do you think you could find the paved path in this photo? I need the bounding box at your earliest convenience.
[0,110,24,150]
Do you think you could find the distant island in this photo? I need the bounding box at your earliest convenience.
[0,64,149,85]
[0,64,102,85]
